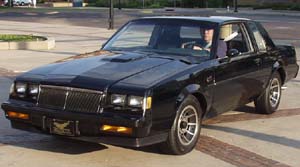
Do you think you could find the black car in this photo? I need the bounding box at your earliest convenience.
[2,16,299,155]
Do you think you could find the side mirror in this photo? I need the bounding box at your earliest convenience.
[266,45,273,51]
[227,49,241,58]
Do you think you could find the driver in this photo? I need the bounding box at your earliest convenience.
[181,28,214,51]
[182,27,227,58]
[198,28,214,50]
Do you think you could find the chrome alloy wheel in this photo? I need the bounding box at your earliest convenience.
[269,78,281,108]
[177,105,200,146]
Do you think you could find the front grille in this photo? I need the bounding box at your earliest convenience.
[37,85,103,114]
[38,86,67,110]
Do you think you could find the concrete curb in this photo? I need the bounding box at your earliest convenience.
[0,37,55,50]
[44,2,88,7]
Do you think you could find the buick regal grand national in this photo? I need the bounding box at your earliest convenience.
[1,16,299,155]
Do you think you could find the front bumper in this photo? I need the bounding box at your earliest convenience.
[1,101,168,147]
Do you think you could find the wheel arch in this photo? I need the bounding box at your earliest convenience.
[176,84,209,118]
[277,67,286,85]
[191,92,207,118]
[272,61,286,85]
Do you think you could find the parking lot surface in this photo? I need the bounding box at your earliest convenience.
[0,8,300,166]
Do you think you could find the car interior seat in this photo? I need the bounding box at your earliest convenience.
[220,24,247,53]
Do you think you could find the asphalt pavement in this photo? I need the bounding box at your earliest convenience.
[0,8,300,167]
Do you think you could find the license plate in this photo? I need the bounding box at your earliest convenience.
[50,119,75,136]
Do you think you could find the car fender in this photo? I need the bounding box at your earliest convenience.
[176,84,211,116]
[260,60,286,98]
[271,60,286,84]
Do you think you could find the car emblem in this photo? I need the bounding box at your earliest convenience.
[53,122,70,130]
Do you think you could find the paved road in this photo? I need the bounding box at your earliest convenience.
[1,7,300,40]
[0,8,300,167]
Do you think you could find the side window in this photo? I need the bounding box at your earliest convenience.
[248,22,267,51]
[220,23,253,54]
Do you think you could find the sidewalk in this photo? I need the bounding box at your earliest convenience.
[0,20,115,72]
[0,20,299,167]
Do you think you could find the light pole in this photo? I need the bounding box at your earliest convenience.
[109,0,114,30]
[8,0,13,7]
[234,0,238,12]
[118,0,121,10]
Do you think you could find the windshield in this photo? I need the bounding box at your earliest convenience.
[103,19,217,57]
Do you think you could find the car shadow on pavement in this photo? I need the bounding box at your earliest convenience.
[0,130,165,155]
[234,105,257,114]
[204,124,300,150]
[123,144,164,154]
[0,133,108,155]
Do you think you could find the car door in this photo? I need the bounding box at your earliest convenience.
[210,22,263,116]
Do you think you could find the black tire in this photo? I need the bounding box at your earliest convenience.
[159,95,202,155]
[255,72,282,114]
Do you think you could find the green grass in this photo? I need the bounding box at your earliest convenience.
[0,34,46,42]
[253,3,300,11]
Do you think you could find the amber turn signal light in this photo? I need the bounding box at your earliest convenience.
[101,125,132,135]
[7,111,29,120]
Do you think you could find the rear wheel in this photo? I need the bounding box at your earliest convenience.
[159,95,202,155]
[255,72,282,114]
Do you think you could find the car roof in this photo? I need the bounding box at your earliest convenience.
[139,16,250,24]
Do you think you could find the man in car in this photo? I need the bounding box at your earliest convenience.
[182,27,227,58]
[181,28,214,51]
[199,28,214,50]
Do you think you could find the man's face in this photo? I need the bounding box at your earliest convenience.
[202,29,214,43]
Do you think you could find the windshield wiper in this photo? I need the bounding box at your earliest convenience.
[149,54,192,65]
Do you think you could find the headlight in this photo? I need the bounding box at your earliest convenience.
[28,84,39,95]
[128,96,152,110]
[128,96,143,108]
[111,94,126,106]
[28,84,39,100]
[15,82,27,94]
[111,94,152,110]
[9,82,15,94]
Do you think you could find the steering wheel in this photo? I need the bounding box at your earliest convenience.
[182,41,203,50]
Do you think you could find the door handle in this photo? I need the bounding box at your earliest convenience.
[206,75,216,85]
[254,58,262,66]
[206,75,213,83]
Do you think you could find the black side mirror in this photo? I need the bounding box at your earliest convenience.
[227,49,241,58]
[266,45,273,51]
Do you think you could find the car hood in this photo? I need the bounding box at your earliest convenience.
[17,51,194,90]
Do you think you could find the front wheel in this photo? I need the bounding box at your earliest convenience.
[255,72,282,114]
[159,95,202,155]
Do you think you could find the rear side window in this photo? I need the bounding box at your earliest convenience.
[248,22,267,51]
